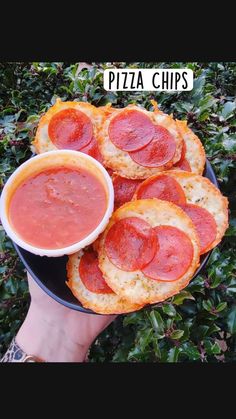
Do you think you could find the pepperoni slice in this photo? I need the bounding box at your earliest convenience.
[108,109,155,152]
[105,217,158,271]
[136,175,186,205]
[174,158,191,172]
[79,249,113,294]
[113,175,142,209]
[129,125,176,167]
[180,204,217,254]
[80,136,103,164]
[174,142,191,171]
[142,226,193,281]
[48,108,93,150]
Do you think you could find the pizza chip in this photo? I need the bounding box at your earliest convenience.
[98,199,200,305]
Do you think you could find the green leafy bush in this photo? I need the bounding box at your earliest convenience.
[0,62,235,361]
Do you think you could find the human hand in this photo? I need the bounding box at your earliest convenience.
[16,273,116,362]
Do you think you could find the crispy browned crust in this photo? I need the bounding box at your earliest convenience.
[98,199,200,305]
[66,251,143,314]
[175,120,206,175]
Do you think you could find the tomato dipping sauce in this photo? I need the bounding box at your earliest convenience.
[8,167,107,249]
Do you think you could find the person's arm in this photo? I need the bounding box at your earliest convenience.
[1,273,115,362]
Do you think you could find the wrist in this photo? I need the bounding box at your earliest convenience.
[16,304,89,362]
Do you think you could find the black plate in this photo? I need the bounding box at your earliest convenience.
[13,160,218,314]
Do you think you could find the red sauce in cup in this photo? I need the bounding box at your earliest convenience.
[8,167,107,249]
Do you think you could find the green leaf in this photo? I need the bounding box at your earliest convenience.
[198,95,216,114]
[138,328,153,351]
[204,339,221,355]
[215,302,227,313]
[149,310,164,336]
[153,338,161,359]
[162,304,176,317]
[173,102,193,113]
[207,323,221,336]
[211,342,221,355]
[221,101,236,120]
[166,318,174,329]
[198,110,210,121]
[167,347,180,362]
[226,225,236,237]
[175,312,183,321]
[227,285,236,295]
[202,300,213,312]
[207,247,221,264]
[192,73,206,95]
[181,343,201,360]
[127,346,143,361]
[170,330,184,340]
[222,134,236,152]
[172,291,194,305]
[123,312,142,326]
[227,306,236,334]
[210,275,222,289]
[112,347,130,362]
[187,276,205,294]
[195,325,209,339]
[181,323,191,340]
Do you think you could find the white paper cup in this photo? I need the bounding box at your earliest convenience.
[0,150,114,257]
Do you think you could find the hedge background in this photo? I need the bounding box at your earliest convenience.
[0,62,235,362]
